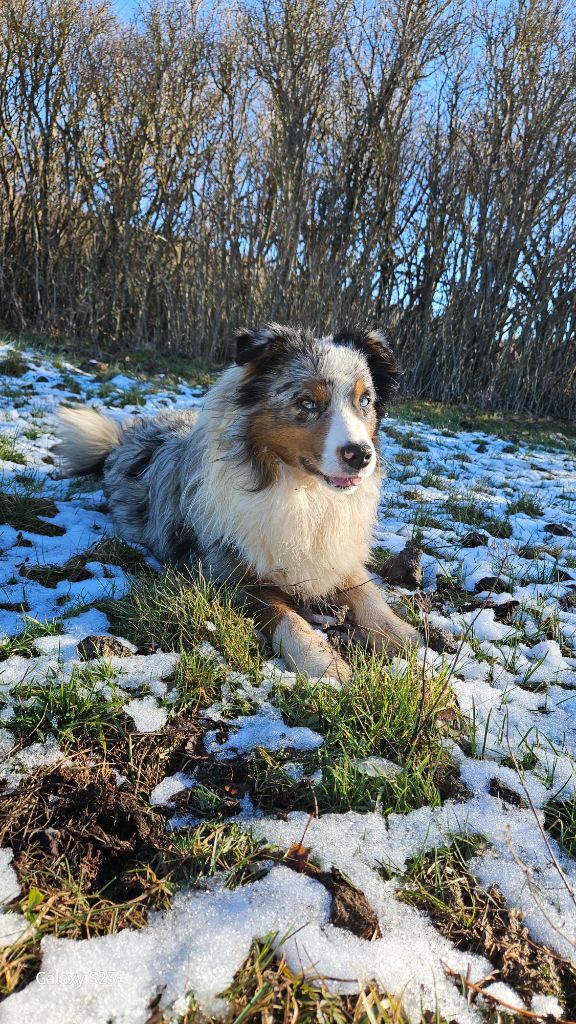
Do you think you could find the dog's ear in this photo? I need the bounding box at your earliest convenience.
[334,327,400,414]
[235,326,285,366]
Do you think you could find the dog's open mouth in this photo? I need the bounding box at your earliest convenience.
[300,457,362,490]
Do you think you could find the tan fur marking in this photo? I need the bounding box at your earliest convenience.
[306,380,330,405]
[352,378,378,438]
[248,408,327,471]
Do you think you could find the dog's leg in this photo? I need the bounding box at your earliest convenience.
[247,586,351,683]
[338,572,420,655]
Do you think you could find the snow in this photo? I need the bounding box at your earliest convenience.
[149,773,197,806]
[123,696,168,733]
[0,865,490,1024]
[0,849,28,950]
[531,993,565,1018]
[2,343,576,1019]
[0,849,20,905]
[1,737,65,792]
[204,711,323,760]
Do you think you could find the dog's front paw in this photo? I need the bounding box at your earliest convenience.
[282,643,352,684]
[272,614,351,683]
[352,617,420,656]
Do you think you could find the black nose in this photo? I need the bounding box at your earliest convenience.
[340,443,372,470]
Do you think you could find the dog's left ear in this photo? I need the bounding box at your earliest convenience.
[235,326,286,366]
[334,327,400,414]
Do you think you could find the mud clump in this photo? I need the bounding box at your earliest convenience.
[488,777,527,808]
[77,634,135,659]
[374,543,423,590]
[284,844,381,940]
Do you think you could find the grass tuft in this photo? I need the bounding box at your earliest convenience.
[444,493,512,539]
[397,836,576,1005]
[209,934,404,1024]
[544,798,576,860]
[275,649,457,815]
[0,490,65,536]
[9,662,127,749]
[0,434,26,465]
[0,617,63,661]
[508,493,545,517]
[104,566,263,677]
[0,350,28,377]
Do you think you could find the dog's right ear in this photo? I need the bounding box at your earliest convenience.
[235,328,275,366]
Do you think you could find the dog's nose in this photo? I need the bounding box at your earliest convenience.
[340,443,372,470]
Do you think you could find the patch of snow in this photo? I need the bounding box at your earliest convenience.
[149,773,197,806]
[123,696,168,733]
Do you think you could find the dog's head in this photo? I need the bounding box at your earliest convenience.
[234,323,399,491]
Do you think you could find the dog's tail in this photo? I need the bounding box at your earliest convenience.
[57,405,122,475]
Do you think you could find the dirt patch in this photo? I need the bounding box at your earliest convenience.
[0,600,30,613]
[0,763,169,897]
[544,523,573,537]
[425,624,458,654]
[434,763,471,803]
[461,530,491,547]
[20,556,93,588]
[0,493,66,536]
[474,576,509,594]
[488,778,527,808]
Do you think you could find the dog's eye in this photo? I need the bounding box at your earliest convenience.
[359,394,371,408]
[299,397,317,412]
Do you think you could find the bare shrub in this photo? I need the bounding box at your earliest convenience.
[0,0,575,413]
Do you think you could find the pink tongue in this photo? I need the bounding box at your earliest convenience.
[330,475,362,487]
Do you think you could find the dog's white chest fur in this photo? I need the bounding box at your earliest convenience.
[190,454,380,598]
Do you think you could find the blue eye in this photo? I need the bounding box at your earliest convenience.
[299,397,317,412]
[359,394,371,408]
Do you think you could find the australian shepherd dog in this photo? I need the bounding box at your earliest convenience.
[58,325,419,682]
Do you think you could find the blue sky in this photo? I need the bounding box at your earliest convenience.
[111,0,139,20]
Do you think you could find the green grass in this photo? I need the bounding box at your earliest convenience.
[170,822,269,887]
[0,434,25,465]
[22,427,43,441]
[0,349,28,377]
[8,662,127,749]
[391,397,576,451]
[444,493,513,538]
[104,566,263,677]
[507,493,545,517]
[0,327,216,389]
[14,538,146,590]
[381,424,430,452]
[0,617,63,661]
[274,649,457,815]
[170,649,226,713]
[544,797,576,858]
[0,489,65,536]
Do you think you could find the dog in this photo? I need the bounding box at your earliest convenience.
[58,324,419,681]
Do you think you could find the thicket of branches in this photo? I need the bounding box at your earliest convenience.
[0,0,575,415]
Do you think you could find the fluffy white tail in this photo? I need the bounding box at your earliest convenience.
[57,405,122,474]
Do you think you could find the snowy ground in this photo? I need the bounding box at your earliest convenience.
[1,344,576,1022]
